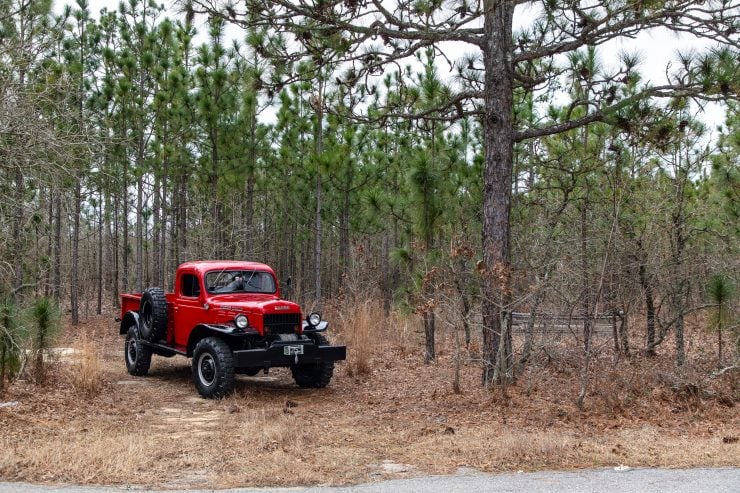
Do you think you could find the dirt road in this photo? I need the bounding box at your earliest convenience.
[1,467,738,492]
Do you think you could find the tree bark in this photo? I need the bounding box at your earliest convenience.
[112,187,120,307]
[97,195,103,315]
[245,90,257,259]
[637,242,657,355]
[453,255,472,347]
[136,169,144,292]
[481,0,515,385]
[122,152,129,293]
[178,169,188,263]
[153,172,161,287]
[314,79,325,310]
[12,169,24,298]
[618,309,630,358]
[210,128,222,259]
[339,168,351,286]
[672,151,688,366]
[246,174,255,258]
[71,179,81,325]
[382,232,391,316]
[160,153,169,288]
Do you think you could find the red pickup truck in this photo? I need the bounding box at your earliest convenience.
[118,260,346,398]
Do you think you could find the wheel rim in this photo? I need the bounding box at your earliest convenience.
[198,353,217,386]
[127,338,137,364]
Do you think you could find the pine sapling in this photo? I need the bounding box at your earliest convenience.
[30,297,60,384]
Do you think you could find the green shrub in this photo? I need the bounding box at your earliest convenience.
[29,297,60,383]
[707,274,736,365]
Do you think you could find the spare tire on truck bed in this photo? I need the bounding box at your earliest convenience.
[139,287,168,342]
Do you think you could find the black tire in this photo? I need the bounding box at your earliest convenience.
[139,287,168,342]
[291,334,335,388]
[192,337,235,398]
[125,326,152,376]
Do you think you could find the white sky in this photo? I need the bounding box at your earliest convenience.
[76,0,726,135]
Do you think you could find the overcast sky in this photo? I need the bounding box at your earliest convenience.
[74,0,726,136]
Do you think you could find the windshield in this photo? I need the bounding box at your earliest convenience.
[205,270,277,294]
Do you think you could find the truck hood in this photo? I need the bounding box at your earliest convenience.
[208,295,302,316]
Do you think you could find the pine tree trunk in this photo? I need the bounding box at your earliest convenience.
[112,189,120,307]
[45,187,53,297]
[122,157,129,293]
[160,154,168,288]
[178,170,188,263]
[210,128,222,259]
[71,179,81,325]
[53,188,62,302]
[517,288,544,374]
[246,174,255,258]
[136,170,144,293]
[153,173,161,287]
[581,200,592,352]
[245,101,257,259]
[718,316,723,366]
[170,175,179,275]
[424,311,436,363]
[97,195,103,315]
[481,0,515,385]
[382,233,391,316]
[638,245,657,355]
[672,155,688,366]
[618,310,630,358]
[12,169,24,298]
[314,80,325,310]
[339,155,352,288]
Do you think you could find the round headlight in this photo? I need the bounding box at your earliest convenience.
[235,314,249,329]
[307,312,322,327]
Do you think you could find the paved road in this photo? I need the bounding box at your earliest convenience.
[1,468,738,493]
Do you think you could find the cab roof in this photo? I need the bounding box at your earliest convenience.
[178,260,275,276]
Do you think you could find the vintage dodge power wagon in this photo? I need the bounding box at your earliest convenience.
[118,260,346,398]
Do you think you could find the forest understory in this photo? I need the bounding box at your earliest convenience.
[0,301,737,489]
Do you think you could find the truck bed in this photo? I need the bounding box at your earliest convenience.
[120,293,142,320]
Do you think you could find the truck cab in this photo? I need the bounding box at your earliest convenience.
[118,261,345,398]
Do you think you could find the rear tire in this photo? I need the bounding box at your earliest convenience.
[192,337,235,398]
[125,326,152,376]
[139,287,168,342]
[291,334,335,388]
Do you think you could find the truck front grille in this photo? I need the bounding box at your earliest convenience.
[264,313,301,334]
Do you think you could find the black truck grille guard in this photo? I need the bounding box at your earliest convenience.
[263,313,301,334]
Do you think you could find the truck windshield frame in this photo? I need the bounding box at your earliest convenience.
[205,270,277,294]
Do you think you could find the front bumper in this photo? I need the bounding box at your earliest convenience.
[233,341,346,368]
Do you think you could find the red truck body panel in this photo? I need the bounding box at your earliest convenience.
[121,261,303,353]
[121,294,142,318]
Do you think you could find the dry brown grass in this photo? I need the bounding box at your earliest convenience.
[0,310,738,489]
[0,424,157,484]
[337,300,376,376]
[66,334,103,395]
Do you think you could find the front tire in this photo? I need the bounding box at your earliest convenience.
[125,326,152,376]
[192,337,235,398]
[291,334,335,388]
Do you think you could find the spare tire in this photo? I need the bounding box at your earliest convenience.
[139,287,168,342]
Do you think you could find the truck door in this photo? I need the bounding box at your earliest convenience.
[174,271,205,349]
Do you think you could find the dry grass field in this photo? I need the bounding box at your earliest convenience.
[0,302,737,489]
